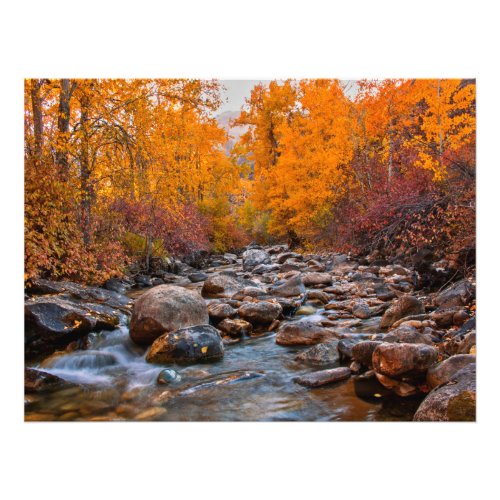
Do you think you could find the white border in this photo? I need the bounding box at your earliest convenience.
[2,1,499,499]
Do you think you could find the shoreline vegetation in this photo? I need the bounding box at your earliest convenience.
[25,79,475,285]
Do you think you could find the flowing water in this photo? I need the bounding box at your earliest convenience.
[25,300,423,421]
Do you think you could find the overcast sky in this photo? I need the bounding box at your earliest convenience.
[218,80,358,114]
[218,80,269,114]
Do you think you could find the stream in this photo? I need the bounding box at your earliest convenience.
[25,291,423,421]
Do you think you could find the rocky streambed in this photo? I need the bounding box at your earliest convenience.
[24,245,476,421]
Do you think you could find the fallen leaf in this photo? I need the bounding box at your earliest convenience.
[201,346,208,354]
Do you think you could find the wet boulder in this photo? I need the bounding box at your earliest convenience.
[130,285,208,345]
[242,248,271,271]
[269,275,306,298]
[380,295,425,328]
[426,354,476,389]
[414,364,476,421]
[237,301,282,326]
[294,341,340,366]
[293,367,351,387]
[25,296,120,356]
[146,324,224,364]
[217,318,253,338]
[372,342,438,379]
[276,322,339,346]
[25,367,72,393]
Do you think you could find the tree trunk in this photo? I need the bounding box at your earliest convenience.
[79,91,93,247]
[30,79,44,162]
[56,79,74,178]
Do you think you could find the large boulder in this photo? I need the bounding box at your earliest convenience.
[302,272,333,287]
[146,324,224,364]
[293,367,351,387]
[426,354,476,389]
[276,322,339,346]
[269,275,306,297]
[130,285,208,345]
[25,296,120,356]
[435,279,475,309]
[29,278,131,309]
[202,274,252,298]
[372,342,438,379]
[242,248,271,271]
[237,301,282,326]
[380,295,425,328]
[414,364,476,421]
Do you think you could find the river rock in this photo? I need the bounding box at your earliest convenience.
[25,296,120,356]
[269,275,306,297]
[130,285,208,345]
[383,325,434,345]
[188,271,209,283]
[253,263,280,274]
[208,302,237,322]
[217,318,253,337]
[302,272,332,287]
[157,368,181,385]
[294,341,340,365]
[237,301,282,326]
[337,338,362,359]
[29,278,131,309]
[435,279,475,309]
[372,342,438,378]
[242,248,271,271]
[352,302,372,319]
[277,252,303,264]
[380,295,425,328]
[426,354,476,389]
[202,274,252,298]
[293,367,351,387]
[146,324,224,364]
[414,364,476,421]
[351,341,383,367]
[430,307,469,328]
[276,322,339,346]
[25,367,71,393]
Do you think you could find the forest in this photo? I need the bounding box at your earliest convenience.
[25,79,475,284]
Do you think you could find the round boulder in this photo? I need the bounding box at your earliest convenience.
[237,301,282,326]
[372,342,438,379]
[130,285,208,345]
[146,324,224,364]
